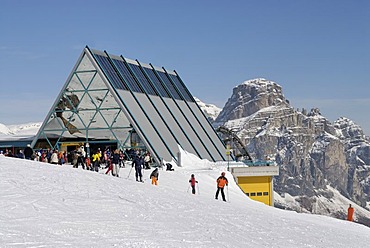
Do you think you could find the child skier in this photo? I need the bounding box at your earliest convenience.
[189,174,198,194]
[150,168,159,185]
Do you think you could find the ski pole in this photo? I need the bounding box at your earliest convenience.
[127,166,133,179]
[197,183,200,195]
[227,185,229,202]
[187,185,190,193]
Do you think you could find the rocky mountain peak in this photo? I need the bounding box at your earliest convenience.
[307,107,322,117]
[215,78,289,123]
[206,78,370,227]
[334,117,365,141]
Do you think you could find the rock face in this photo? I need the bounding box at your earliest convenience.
[212,78,370,226]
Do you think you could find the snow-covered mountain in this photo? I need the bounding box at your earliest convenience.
[194,97,221,121]
[0,122,41,139]
[0,123,12,135]
[1,153,370,247]
[210,78,370,227]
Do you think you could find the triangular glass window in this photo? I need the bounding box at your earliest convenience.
[67,74,85,91]
[88,111,109,129]
[87,90,110,109]
[88,72,107,90]
[76,71,96,90]
[44,112,63,130]
[112,111,130,128]
[76,54,95,72]
[99,92,119,109]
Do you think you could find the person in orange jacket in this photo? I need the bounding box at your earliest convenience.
[215,172,228,201]
[150,168,159,185]
[347,204,354,221]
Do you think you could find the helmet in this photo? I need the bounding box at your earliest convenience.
[221,172,225,176]
[191,174,194,177]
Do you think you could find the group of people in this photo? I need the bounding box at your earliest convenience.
[188,172,229,202]
[129,162,228,201]
[86,147,127,175]
[2,145,153,179]
[131,154,158,184]
[84,148,153,179]
[0,146,67,163]
[2,145,229,201]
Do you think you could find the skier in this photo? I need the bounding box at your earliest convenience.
[85,157,91,170]
[73,146,85,168]
[119,150,125,168]
[189,174,198,194]
[72,149,79,168]
[76,146,86,169]
[92,150,101,172]
[215,172,228,201]
[24,144,33,160]
[144,152,151,169]
[132,155,144,182]
[166,163,174,171]
[150,168,159,185]
[110,149,120,177]
[50,150,59,165]
[347,204,354,221]
[105,158,113,175]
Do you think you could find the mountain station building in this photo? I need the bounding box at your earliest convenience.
[31,46,227,166]
[2,46,279,207]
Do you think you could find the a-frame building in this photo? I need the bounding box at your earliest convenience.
[31,46,226,165]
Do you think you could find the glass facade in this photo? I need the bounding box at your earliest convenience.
[32,52,132,154]
[32,47,227,164]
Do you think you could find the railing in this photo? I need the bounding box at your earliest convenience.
[243,160,276,166]
[215,160,277,168]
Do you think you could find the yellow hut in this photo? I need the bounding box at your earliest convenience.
[231,166,279,206]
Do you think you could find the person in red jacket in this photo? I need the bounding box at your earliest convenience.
[189,174,198,194]
[215,172,228,201]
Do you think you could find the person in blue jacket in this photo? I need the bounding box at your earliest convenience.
[132,155,144,182]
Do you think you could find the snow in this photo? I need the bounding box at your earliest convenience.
[194,97,222,121]
[0,122,41,140]
[0,123,12,135]
[275,185,370,218]
[1,152,370,247]
[240,78,281,89]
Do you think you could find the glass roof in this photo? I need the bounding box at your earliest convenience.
[32,47,227,164]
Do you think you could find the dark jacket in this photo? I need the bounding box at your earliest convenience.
[132,157,143,170]
[150,168,159,179]
[24,147,33,159]
[111,153,120,164]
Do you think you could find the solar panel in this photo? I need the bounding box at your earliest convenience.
[128,63,157,96]
[94,55,127,90]
[112,59,143,93]
[168,74,194,102]
[88,47,227,162]
[143,67,170,98]
[157,71,182,100]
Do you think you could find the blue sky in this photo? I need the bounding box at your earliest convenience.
[1,0,369,135]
